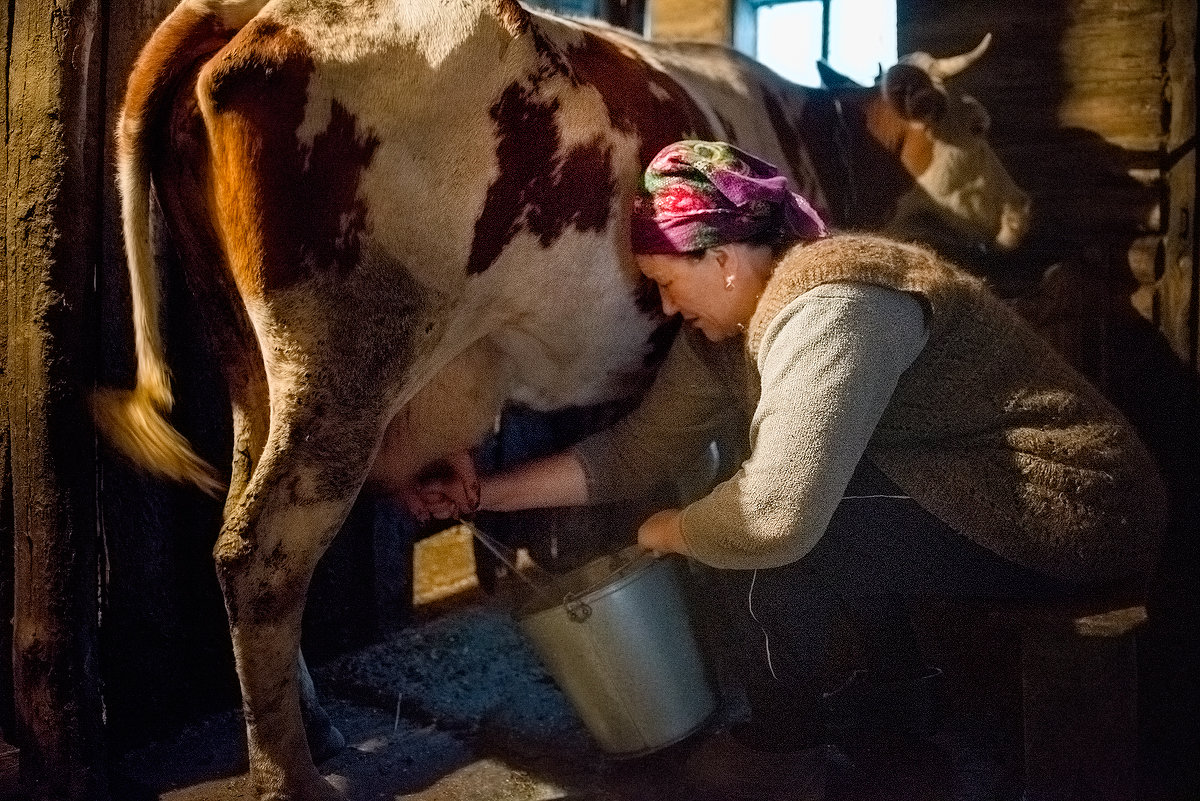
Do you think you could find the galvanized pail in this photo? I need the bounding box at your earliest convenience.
[516,546,716,757]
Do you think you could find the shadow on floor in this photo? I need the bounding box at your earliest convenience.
[114,599,1059,801]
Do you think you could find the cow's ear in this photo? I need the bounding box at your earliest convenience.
[816,60,862,89]
[882,63,947,123]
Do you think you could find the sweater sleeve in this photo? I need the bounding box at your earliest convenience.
[679,283,929,569]
[572,331,742,503]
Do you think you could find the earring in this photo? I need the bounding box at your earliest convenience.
[725,275,735,290]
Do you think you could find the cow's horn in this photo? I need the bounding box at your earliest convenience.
[929,33,991,81]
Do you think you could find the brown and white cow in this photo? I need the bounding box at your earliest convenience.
[94,1,1029,798]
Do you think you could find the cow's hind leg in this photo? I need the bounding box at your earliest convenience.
[214,383,389,801]
[225,376,346,767]
[299,651,344,762]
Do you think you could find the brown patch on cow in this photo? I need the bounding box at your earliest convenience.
[492,0,531,36]
[524,25,572,86]
[562,32,715,167]
[861,90,938,187]
[898,124,935,178]
[154,52,268,408]
[467,82,614,275]
[201,20,379,294]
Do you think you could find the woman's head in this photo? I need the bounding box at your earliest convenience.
[630,140,828,257]
[630,140,828,341]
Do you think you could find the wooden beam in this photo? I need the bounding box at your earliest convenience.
[4,0,109,797]
[0,0,18,766]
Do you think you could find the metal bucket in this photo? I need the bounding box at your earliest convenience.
[516,546,717,757]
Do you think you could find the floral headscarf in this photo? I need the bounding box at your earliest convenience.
[630,140,828,255]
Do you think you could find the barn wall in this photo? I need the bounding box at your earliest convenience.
[0,0,14,765]
[2,0,1195,794]
[900,3,1198,794]
[1163,0,1197,367]
[650,0,731,42]
[3,0,110,796]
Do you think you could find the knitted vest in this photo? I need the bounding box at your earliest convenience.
[745,234,1166,585]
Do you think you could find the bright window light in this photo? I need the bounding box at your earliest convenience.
[753,0,897,87]
[755,3,825,86]
[827,0,896,84]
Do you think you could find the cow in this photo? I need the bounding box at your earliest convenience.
[94,1,1031,798]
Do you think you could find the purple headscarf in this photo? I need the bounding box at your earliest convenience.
[630,140,829,255]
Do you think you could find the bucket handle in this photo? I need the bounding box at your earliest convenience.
[468,523,562,605]
[468,523,627,624]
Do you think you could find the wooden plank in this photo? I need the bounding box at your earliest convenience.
[649,0,730,42]
[1157,0,1197,366]
[5,0,109,797]
[0,0,17,760]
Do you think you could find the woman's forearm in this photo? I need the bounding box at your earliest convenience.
[479,449,590,511]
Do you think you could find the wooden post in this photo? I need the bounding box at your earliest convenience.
[1161,0,1198,368]
[0,0,18,792]
[4,0,109,797]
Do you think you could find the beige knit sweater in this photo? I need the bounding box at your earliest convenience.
[738,234,1166,585]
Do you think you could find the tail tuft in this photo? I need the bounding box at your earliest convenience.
[92,386,226,498]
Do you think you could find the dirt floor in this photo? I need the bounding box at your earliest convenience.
[114,611,1025,801]
[111,528,1035,801]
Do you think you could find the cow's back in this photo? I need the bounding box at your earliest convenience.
[570,26,831,217]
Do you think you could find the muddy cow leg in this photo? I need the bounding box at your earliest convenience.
[214,388,384,801]
[228,418,345,765]
[299,651,345,762]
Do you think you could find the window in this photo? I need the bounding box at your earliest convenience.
[525,0,601,16]
[735,0,896,87]
[524,0,645,32]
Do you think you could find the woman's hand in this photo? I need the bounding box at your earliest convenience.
[637,508,690,556]
[400,449,593,522]
[400,451,480,523]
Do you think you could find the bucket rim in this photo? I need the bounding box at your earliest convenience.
[515,546,669,620]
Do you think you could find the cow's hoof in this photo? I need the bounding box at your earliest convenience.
[306,719,346,764]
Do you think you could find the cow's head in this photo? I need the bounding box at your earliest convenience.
[824,35,1031,252]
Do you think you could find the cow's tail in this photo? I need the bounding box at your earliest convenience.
[92,1,259,497]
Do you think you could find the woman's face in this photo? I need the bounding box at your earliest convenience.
[636,247,764,341]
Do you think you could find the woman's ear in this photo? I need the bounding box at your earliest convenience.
[708,246,740,289]
[708,245,731,271]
